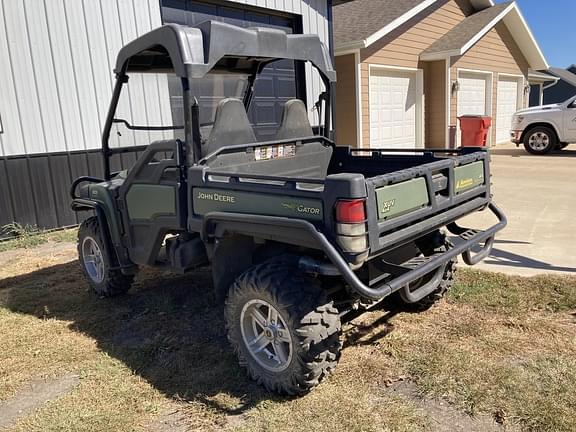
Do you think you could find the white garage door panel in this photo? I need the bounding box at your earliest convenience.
[496,78,520,143]
[370,70,417,149]
[457,72,489,146]
[457,74,488,117]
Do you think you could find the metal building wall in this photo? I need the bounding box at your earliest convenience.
[0,0,170,232]
[0,0,171,158]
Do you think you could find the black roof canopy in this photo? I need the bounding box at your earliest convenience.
[114,21,336,82]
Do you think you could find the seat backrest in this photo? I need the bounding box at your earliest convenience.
[203,98,256,156]
[275,99,314,141]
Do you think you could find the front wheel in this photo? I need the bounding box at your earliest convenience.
[523,126,556,155]
[225,258,341,395]
[78,217,134,297]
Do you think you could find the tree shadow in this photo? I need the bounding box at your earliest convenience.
[0,261,287,416]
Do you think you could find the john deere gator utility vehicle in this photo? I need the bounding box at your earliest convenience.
[71,21,506,395]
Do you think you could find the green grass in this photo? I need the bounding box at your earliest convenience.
[0,244,575,432]
[0,223,77,253]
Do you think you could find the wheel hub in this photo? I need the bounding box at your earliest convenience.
[529,132,549,150]
[82,236,105,283]
[240,299,293,372]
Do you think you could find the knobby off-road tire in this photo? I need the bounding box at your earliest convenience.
[78,217,134,297]
[405,241,456,310]
[225,258,342,395]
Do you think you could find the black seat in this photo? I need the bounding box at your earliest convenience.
[276,99,314,140]
[203,98,256,156]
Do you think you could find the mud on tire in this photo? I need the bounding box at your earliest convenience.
[224,257,342,395]
[78,216,134,297]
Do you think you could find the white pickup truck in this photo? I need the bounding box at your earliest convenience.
[511,95,576,154]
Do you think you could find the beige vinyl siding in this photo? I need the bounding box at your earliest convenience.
[450,22,529,145]
[424,61,447,148]
[359,0,469,146]
[334,54,358,147]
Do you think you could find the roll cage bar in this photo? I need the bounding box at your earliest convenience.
[102,21,337,180]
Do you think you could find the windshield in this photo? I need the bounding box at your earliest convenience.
[112,71,250,146]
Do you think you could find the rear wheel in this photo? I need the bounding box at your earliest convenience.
[225,258,341,395]
[523,126,556,155]
[78,217,134,297]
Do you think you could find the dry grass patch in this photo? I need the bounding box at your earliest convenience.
[1,242,575,431]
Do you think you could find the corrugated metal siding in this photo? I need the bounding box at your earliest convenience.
[0,0,170,157]
[0,0,329,158]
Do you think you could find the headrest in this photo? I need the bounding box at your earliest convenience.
[276,99,314,140]
[203,98,256,156]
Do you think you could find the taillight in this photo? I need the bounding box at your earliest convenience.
[335,199,368,254]
[336,199,366,223]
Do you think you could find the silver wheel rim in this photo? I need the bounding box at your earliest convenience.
[82,236,105,283]
[240,299,293,372]
[528,132,550,151]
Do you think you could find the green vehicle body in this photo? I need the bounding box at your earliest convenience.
[69,21,507,395]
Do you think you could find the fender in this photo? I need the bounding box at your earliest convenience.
[522,120,563,142]
[71,198,135,273]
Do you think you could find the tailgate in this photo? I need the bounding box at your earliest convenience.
[365,151,490,254]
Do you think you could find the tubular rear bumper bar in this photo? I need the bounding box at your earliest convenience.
[202,203,506,301]
[301,203,507,301]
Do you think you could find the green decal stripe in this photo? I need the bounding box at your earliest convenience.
[193,188,323,221]
[376,177,429,220]
[454,161,485,194]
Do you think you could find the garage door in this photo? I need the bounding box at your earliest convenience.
[457,72,489,146]
[457,72,488,117]
[369,69,418,149]
[496,77,520,143]
[161,0,300,141]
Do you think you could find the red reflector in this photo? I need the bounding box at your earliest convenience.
[335,199,366,223]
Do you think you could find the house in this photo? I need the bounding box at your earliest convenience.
[0,0,334,233]
[529,66,576,106]
[333,0,548,149]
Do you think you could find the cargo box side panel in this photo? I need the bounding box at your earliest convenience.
[375,178,429,220]
[454,161,485,194]
[192,188,324,221]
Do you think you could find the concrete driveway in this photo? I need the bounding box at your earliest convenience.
[457,144,576,276]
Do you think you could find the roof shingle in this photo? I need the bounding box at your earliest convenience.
[420,2,512,57]
[333,0,428,47]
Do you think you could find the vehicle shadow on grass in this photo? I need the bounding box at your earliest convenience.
[0,261,288,416]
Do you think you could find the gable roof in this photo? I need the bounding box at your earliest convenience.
[334,0,439,51]
[420,1,547,70]
[333,0,548,70]
[420,2,513,59]
[547,68,576,88]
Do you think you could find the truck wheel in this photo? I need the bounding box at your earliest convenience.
[523,126,556,155]
[78,217,134,297]
[225,258,341,395]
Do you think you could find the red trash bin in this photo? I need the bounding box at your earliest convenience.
[458,115,492,147]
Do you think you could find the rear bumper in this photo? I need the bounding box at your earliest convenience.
[298,203,507,301]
